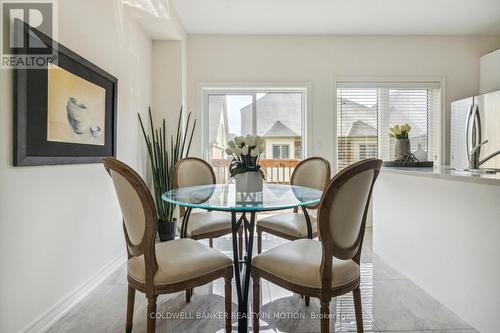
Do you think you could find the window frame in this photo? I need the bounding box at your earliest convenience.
[272,144,291,159]
[333,77,446,172]
[201,84,310,161]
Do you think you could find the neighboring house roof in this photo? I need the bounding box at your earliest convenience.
[262,120,300,137]
[346,120,377,137]
[338,98,378,137]
[240,94,301,137]
[338,96,427,137]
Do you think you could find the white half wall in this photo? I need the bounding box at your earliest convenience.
[373,172,500,333]
[186,35,500,167]
[0,0,152,332]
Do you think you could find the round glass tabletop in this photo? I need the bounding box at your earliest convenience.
[162,183,323,212]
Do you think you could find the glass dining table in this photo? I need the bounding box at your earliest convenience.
[162,183,323,333]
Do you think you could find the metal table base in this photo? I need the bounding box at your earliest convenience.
[229,208,312,333]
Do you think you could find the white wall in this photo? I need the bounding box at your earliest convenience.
[373,172,500,332]
[186,35,500,167]
[152,40,185,134]
[0,0,152,332]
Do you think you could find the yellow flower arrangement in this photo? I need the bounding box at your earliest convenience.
[389,123,411,139]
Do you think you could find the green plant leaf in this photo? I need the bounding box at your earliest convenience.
[138,106,197,223]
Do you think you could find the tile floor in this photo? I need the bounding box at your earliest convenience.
[48,227,476,332]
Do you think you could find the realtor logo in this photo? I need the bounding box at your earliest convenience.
[1,0,57,68]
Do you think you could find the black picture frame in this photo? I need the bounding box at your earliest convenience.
[13,20,117,166]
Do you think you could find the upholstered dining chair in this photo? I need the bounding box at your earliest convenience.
[174,157,243,251]
[256,157,331,253]
[174,157,243,301]
[252,158,382,333]
[103,158,233,333]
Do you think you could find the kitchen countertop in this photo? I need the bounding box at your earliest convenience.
[382,165,500,186]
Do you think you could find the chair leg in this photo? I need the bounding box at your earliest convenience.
[147,295,157,333]
[257,230,262,254]
[305,296,310,306]
[253,275,260,333]
[185,288,192,303]
[320,299,330,333]
[126,285,135,333]
[353,287,364,333]
[224,274,232,332]
[209,238,213,248]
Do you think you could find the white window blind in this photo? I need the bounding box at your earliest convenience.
[336,82,441,170]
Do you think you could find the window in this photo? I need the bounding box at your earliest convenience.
[272,144,290,159]
[204,88,306,183]
[359,143,377,160]
[337,82,441,170]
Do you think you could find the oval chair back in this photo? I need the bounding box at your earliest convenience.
[317,158,382,289]
[102,158,158,291]
[174,157,216,216]
[291,157,331,210]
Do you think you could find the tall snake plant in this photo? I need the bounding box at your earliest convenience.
[138,107,196,223]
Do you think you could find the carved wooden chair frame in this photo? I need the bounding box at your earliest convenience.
[252,158,382,333]
[103,158,234,333]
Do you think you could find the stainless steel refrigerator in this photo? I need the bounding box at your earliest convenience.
[450,90,500,171]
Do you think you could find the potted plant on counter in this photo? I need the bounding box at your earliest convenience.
[226,135,265,193]
[389,124,412,160]
[138,107,196,241]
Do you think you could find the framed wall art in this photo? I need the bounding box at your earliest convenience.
[14,20,117,166]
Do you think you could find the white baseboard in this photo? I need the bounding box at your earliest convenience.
[20,254,126,333]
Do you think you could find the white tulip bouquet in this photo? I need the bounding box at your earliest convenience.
[389,123,412,139]
[225,134,265,178]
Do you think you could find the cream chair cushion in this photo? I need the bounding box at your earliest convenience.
[253,239,359,289]
[257,213,317,238]
[330,169,374,251]
[109,170,145,246]
[179,211,232,237]
[176,159,214,188]
[292,158,330,190]
[128,238,232,285]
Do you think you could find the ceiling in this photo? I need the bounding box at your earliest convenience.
[123,0,185,39]
[172,0,500,35]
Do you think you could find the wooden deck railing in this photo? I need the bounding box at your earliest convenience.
[210,159,301,184]
[260,159,300,184]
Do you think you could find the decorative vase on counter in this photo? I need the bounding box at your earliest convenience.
[158,219,177,242]
[394,138,410,160]
[235,171,263,193]
[413,143,428,162]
